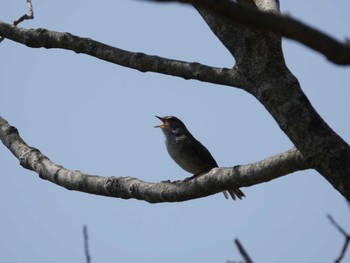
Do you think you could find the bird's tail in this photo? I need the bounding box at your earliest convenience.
[223,188,245,200]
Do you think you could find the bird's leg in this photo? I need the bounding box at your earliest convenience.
[172,169,213,183]
[183,171,208,182]
[172,179,183,183]
[183,174,198,182]
[161,179,171,183]
[170,174,201,184]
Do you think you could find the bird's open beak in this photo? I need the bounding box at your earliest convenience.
[154,116,166,128]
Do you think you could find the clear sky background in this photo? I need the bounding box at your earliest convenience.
[1,1,350,262]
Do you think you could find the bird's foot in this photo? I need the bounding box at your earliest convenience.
[183,172,205,182]
[161,179,171,183]
[169,179,183,184]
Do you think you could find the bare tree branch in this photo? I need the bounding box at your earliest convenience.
[234,238,253,263]
[83,225,91,263]
[0,116,311,203]
[0,0,34,43]
[0,21,246,88]
[1,1,349,201]
[150,0,350,65]
[191,0,350,201]
[4,1,349,65]
[327,214,350,263]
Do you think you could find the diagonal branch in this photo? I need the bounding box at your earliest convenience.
[0,116,311,203]
[234,238,253,263]
[0,21,245,88]
[150,0,350,65]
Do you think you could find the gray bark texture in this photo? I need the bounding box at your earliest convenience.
[0,0,349,202]
[194,0,350,200]
[0,116,309,203]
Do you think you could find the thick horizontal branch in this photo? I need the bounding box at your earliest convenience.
[0,21,244,88]
[0,116,311,203]
[151,0,350,65]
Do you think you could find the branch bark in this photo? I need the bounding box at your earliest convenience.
[0,116,310,203]
[0,20,244,88]
[151,0,350,65]
[193,0,350,201]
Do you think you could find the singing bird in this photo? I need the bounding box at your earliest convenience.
[155,115,245,200]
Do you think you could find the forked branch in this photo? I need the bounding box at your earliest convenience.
[151,0,350,65]
[0,0,34,43]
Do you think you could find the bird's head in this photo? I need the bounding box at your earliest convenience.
[154,115,188,137]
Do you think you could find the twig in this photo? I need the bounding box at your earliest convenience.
[83,225,91,263]
[234,238,253,263]
[0,0,34,43]
[327,214,350,263]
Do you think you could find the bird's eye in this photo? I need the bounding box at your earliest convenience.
[172,128,181,136]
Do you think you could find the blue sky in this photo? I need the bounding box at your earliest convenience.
[1,1,349,262]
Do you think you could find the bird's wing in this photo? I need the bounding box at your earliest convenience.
[187,135,218,169]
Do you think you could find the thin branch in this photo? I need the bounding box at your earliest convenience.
[234,238,253,263]
[150,0,350,65]
[83,225,91,263]
[327,214,350,263]
[328,214,349,237]
[0,0,34,43]
[0,21,246,88]
[0,115,311,203]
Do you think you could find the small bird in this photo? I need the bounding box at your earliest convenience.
[155,115,245,200]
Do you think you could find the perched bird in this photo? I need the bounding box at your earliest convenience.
[155,115,245,200]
